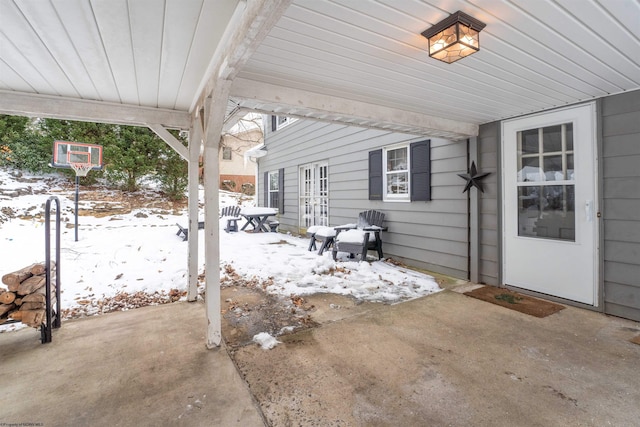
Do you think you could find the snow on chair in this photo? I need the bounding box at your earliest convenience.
[332,210,387,261]
[306,225,337,255]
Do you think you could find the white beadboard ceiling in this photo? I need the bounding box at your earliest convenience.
[1,0,639,138]
[232,0,640,132]
[0,0,239,119]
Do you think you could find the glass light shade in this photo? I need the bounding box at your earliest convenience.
[428,23,480,63]
[422,11,486,64]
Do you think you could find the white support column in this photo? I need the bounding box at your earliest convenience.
[147,123,200,300]
[188,0,291,349]
[187,118,203,301]
[201,81,232,349]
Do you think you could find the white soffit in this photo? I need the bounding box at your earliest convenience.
[236,0,640,126]
[0,0,239,113]
[0,0,638,135]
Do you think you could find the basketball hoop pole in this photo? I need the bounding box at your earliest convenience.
[75,175,79,242]
[70,163,91,242]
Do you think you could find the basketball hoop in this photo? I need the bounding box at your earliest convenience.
[54,141,103,242]
[70,162,93,177]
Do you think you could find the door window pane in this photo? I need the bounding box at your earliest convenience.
[519,157,541,182]
[543,155,563,181]
[566,123,573,151]
[518,185,575,241]
[521,129,539,154]
[543,125,563,152]
[517,123,574,183]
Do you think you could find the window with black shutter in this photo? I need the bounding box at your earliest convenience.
[368,140,430,202]
[278,167,284,213]
[369,149,383,200]
[410,140,431,201]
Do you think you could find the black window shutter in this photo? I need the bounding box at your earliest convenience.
[369,149,383,201]
[271,116,277,132]
[263,171,269,207]
[278,168,285,213]
[410,140,431,201]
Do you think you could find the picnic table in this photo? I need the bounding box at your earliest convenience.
[240,207,278,233]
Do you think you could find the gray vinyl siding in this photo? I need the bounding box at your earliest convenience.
[601,90,640,322]
[259,118,469,279]
[477,121,500,286]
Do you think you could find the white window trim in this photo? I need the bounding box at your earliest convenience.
[268,170,279,209]
[383,144,411,202]
[275,116,297,131]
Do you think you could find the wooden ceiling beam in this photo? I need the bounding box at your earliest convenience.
[0,90,191,129]
[230,78,478,140]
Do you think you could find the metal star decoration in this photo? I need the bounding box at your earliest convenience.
[458,161,490,193]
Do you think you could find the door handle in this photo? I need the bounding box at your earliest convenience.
[585,200,594,222]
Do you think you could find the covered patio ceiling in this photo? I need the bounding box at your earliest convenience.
[232,0,640,138]
[1,0,638,140]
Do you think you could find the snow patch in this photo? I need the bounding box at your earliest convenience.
[253,332,280,350]
[0,167,441,333]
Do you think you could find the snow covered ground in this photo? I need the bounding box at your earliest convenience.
[0,168,440,331]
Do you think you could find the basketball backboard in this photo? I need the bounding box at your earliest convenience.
[52,141,103,170]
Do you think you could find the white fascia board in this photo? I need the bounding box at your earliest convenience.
[230,78,478,140]
[0,90,191,129]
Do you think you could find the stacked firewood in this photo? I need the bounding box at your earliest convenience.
[0,262,56,328]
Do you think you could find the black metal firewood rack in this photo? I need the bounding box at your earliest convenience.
[43,196,62,343]
[3,196,61,343]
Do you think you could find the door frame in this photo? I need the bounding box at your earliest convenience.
[500,102,600,306]
[299,161,329,229]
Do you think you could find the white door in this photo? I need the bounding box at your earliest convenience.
[299,163,329,228]
[502,103,598,305]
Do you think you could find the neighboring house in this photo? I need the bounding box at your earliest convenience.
[202,127,263,194]
[258,88,640,322]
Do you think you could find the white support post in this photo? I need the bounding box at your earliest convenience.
[147,123,200,301]
[202,81,232,349]
[189,0,290,349]
[187,119,203,301]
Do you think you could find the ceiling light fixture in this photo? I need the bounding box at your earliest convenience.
[421,11,486,64]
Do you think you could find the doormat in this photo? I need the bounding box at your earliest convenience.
[464,286,565,318]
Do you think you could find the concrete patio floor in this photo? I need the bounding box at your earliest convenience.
[1,284,639,426]
[0,302,264,427]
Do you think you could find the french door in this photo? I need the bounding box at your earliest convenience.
[502,103,598,305]
[299,162,329,229]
